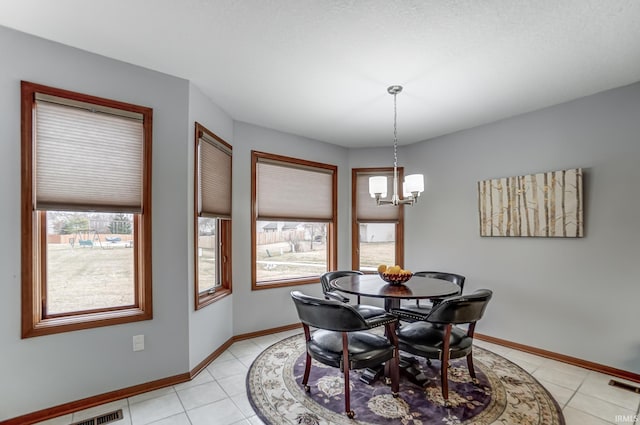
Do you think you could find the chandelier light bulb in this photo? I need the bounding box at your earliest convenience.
[404,174,424,194]
[369,176,387,198]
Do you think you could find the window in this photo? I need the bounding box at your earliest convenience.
[251,151,337,289]
[21,81,152,337]
[352,168,404,272]
[194,123,232,309]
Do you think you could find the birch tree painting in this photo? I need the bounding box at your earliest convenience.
[478,168,583,237]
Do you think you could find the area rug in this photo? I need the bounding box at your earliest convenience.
[247,333,565,425]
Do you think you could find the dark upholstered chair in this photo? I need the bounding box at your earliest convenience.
[291,290,400,419]
[320,270,362,303]
[396,289,492,406]
[393,271,466,322]
[320,270,386,319]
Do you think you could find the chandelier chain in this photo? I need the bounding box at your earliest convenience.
[393,91,398,169]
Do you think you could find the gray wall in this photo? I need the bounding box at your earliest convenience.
[400,82,640,373]
[0,26,193,419]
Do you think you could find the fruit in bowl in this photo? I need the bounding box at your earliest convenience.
[377,264,413,285]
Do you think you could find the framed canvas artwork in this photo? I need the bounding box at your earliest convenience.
[478,168,583,237]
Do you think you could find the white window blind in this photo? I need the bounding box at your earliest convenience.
[356,170,400,222]
[256,158,334,221]
[34,96,144,212]
[199,132,232,219]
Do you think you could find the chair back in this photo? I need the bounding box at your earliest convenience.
[320,270,363,295]
[426,289,492,325]
[413,271,466,294]
[291,290,369,332]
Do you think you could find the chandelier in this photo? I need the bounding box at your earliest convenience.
[368,85,424,206]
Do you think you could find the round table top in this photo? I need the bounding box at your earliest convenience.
[330,274,460,300]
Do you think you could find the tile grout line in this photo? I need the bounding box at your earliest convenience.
[560,373,583,412]
[171,381,190,425]
[185,362,252,424]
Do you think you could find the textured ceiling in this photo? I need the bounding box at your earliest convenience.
[1,0,640,148]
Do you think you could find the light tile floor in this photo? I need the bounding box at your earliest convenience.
[35,331,640,425]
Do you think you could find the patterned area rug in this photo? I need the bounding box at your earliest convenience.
[247,334,565,425]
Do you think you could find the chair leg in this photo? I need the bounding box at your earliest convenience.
[390,351,400,396]
[342,332,355,419]
[467,351,479,385]
[440,325,452,407]
[466,323,479,384]
[385,322,400,397]
[302,325,312,392]
[302,352,312,392]
[440,355,451,406]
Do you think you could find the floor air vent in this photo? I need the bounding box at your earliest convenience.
[70,409,123,425]
[609,379,640,393]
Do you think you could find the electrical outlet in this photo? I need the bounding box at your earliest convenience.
[133,334,144,351]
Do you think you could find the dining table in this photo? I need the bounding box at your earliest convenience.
[329,273,461,312]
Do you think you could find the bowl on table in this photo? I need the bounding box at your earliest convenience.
[378,272,413,285]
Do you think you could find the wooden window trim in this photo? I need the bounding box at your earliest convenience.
[194,123,232,310]
[194,220,232,309]
[21,81,153,338]
[251,151,337,290]
[351,167,405,271]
